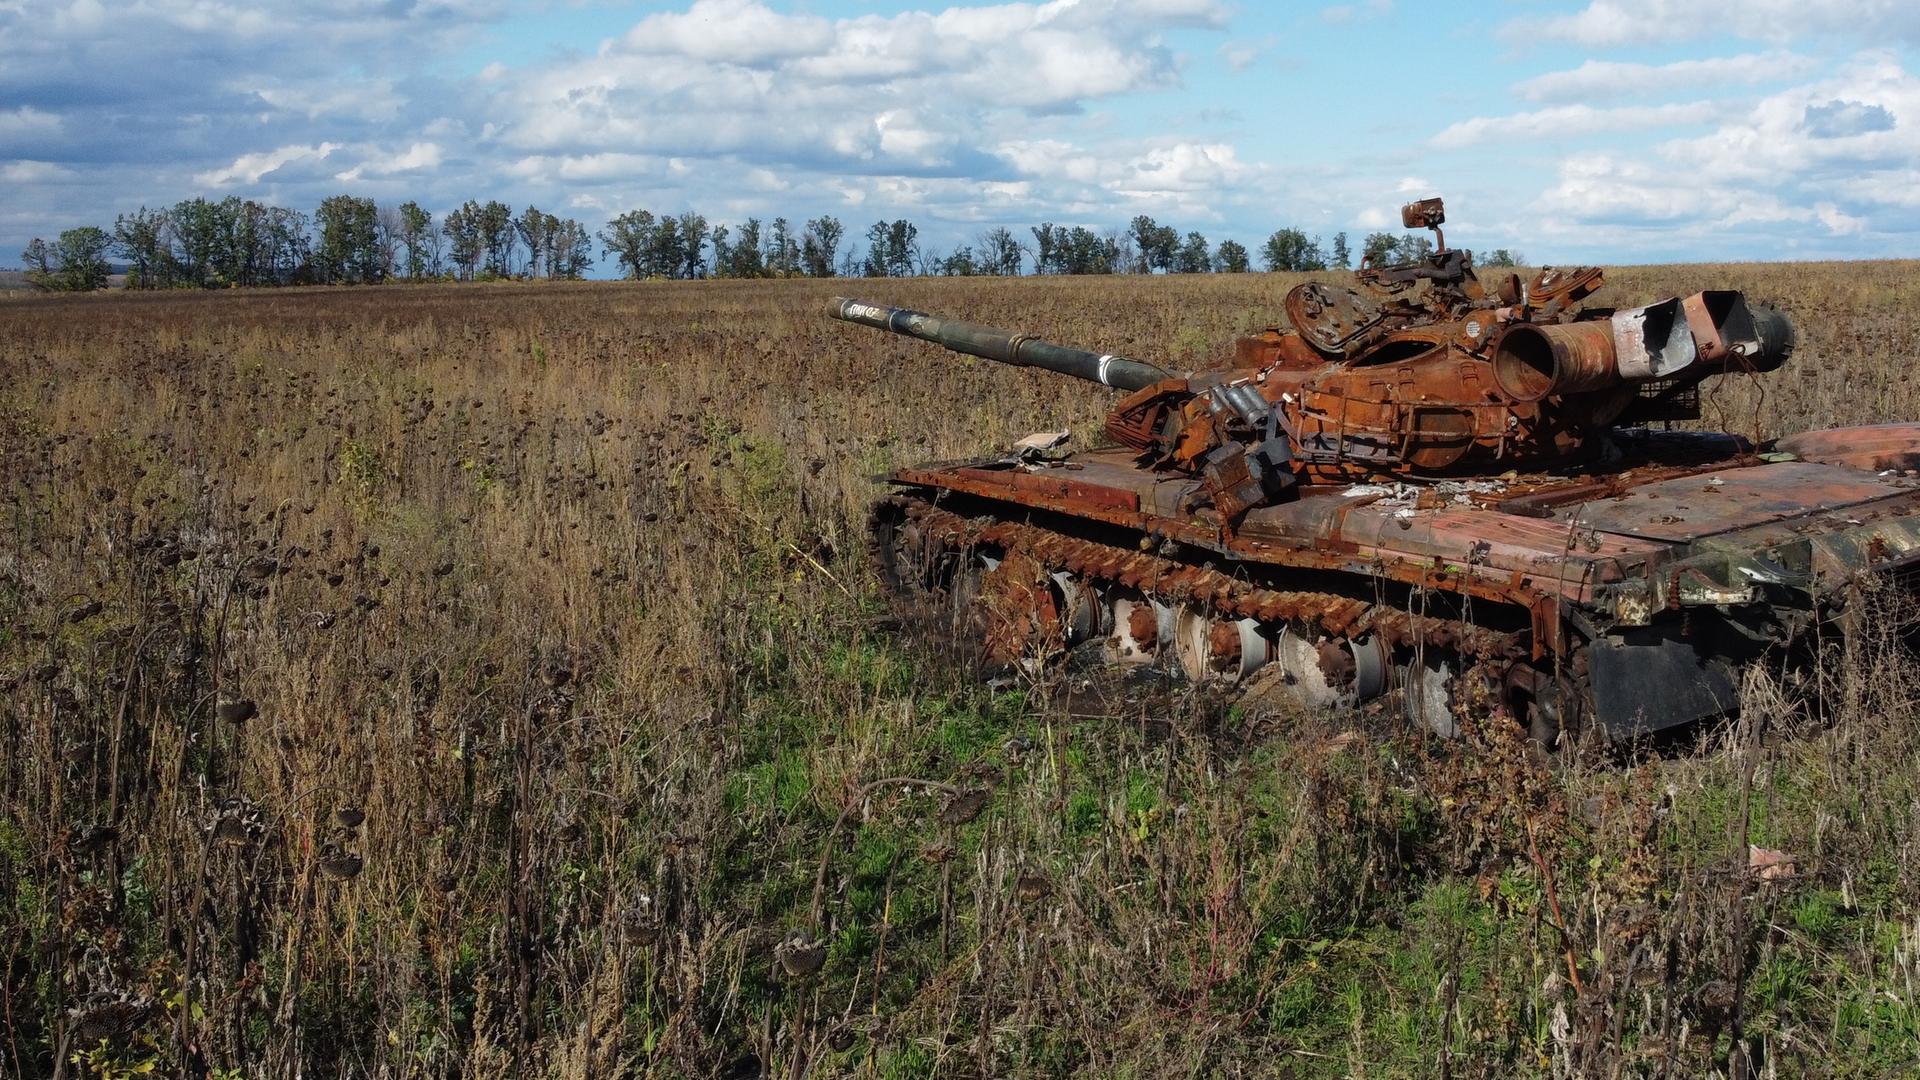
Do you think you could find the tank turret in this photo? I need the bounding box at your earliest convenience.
[831,197,1795,522]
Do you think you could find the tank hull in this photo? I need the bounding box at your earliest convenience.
[872,423,1920,739]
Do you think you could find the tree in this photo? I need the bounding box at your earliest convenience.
[375,204,405,281]
[1214,238,1250,273]
[1109,228,1136,274]
[1360,231,1400,267]
[515,206,554,279]
[1401,234,1434,261]
[550,218,593,279]
[978,227,1022,276]
[1331,231,1351,270]
[767,217,800,277]
[19,238,50,285]
[862,221,888,277]
[219,197,275,287]
[677,212,709,279]
[1127,215,1157,272]
[722,218,764,278]
[315,195,380,283]
[600,209,655,280]
[1174,231,1212,273]
[939,245,978,276]
[887,220,918,276]
[478,200,514,277]
[418,213,445,279]
[1128,215,1178,273]
[445,201,485,281]
[169,198,225,286]
[1070,227,1120,274]
[648,215,684,279]
[801,216,842,277]
[1029,224,1058,275]
[1262,228,1326,272]
[1031,225,1117,275]
[1484,248,1525,268]
[861,220,918,277]
[263,206,311,284]
[49,226,113,291]
[397,201,433,280]
[113,207,173,288]
[709,224,731,278]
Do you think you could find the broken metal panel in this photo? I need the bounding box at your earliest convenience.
[1612,298,1697,381]
[1589,628,1741,736]
[1561,462,1915,543]
[1773,423,1920,472]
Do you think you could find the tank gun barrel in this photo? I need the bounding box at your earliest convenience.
[1490,291,1794,402]
[827,297,1173,392]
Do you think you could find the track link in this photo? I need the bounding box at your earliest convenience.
[868,492,1524,664]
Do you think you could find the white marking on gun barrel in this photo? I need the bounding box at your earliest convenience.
[1096,354,1115,385]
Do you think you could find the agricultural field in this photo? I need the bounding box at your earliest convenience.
[6,264,1920,1078]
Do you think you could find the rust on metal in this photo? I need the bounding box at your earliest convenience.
[883,496,1523,662]
[834,193,1919,739]
[1772,423,1920,473]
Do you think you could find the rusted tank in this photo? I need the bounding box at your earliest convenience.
[833,197,1920,743]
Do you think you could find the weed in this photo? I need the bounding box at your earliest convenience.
[3,269,1920,1077]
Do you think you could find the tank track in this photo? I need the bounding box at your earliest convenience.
[867,492,1530,722]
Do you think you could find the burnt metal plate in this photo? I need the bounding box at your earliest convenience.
[1561,462,1913,542]
[1773,423,1920,473]
[1589,630,1739,736]
[1285,282,1384,356]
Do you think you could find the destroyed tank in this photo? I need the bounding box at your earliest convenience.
[833,196,1920,742]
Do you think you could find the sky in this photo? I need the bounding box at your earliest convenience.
[3,0,1919,271]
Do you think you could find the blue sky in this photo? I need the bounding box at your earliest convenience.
[3,0,1919,270]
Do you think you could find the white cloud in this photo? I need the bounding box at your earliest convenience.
[1815,202,1865,235]
[1538,154,1871,238]
[0,160,72,182]
[1119,142,1247,197]
[484,0,1230,197]
[196,142,338,186]
[248,76,405,122]
[1514,52,1816,103]
[1830,169,1920,209]
[1655,53,1920,183]
[1218,41,1260,71]
[994,139,1104,184]
[1430,101,1723,150]
[506,152,668,184]
[618,0,833,65]
[872,110,953,164]
[0,105,60,137]
[1322,0,1390,25]
[334,141,443,182]
[1507,0,1920,48]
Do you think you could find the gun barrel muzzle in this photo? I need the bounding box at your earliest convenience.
[1491,291,1794,402]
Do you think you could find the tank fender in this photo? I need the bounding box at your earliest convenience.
[1770,423,1920,473]
[1587,628,1740,737]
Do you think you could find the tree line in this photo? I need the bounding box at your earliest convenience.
[16,196,1524,291]
[17,196,598,291]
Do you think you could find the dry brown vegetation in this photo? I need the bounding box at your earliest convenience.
[6,265,1920,1078]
